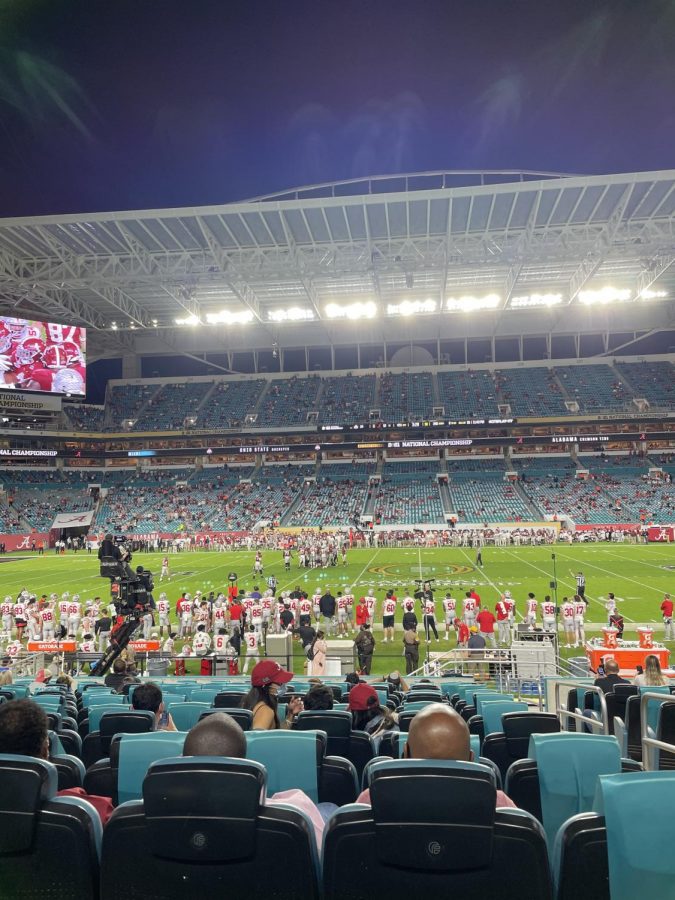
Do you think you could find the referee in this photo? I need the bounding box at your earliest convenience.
[571,570,586,602]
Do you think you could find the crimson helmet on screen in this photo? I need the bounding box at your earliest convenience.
[42,344,69,369]
[61,340,83,366]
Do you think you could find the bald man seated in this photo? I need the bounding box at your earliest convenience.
[356,702,515,808]
[183,712,333,848]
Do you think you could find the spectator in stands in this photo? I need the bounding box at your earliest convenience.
[243,660,303,729]
[131,682,177,731]
[182,712,329,849]
[104,658,128,691]
[594,658,628,693]
[354,623,375,675]
[386,670,409,693]
[347,683,398,749]
[634,654,668,687]
[303,684,334,711]
[355,703,514,807]
[0,699,114,825]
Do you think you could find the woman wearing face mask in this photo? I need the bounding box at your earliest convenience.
[243,660,303,729]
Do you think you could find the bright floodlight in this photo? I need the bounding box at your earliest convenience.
[387,299,437,316]
[267,307,315,322]
[174,314,201,325]
[325,301,377,319]
[640,289,668,300]
[446,293,500,313]
[510,293,563,309]
[205,310,254,324]
[578,287,631,305]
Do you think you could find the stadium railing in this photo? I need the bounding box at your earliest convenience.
[554,680,609,735]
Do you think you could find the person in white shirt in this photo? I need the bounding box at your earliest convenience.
[524,593,538,629]
[162,633,175,655]
[68,597,81,638]
[541,596,556,632]
[462,593,477,628]
[573,595,586,647]
[442,595,457,641]
[561,597,576,648]
[1,596,14,637]
[242,626,261,674]
[160,556,171,581]
[382,593,397,642]
[193,624,212,656]
[364,591,376,623]
[40,604,56,641]
[156,594,171,638]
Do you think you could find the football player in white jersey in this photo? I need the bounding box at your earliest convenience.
[442,594,457,641]
[13,598,27,641]
[573,595,586,647]
[242,626,261,674]
[68,596,81,638]
[462,592,478,628]
[160,556,171,582]
[364,590,377,623]
[40,603,56,641]
[312,589,322,623]
[524,593,538,629]
[298,593,313,628]
[541,595,556,632]
[156,593,171,638]
[382,592,397,642]
[0,596,13,637]
[561,597,576,647]
[193,624,212,656]
[58,595,70,631]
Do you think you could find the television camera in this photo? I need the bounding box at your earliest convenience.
[92,535,155,675]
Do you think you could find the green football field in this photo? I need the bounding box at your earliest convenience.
[3,543,674,676]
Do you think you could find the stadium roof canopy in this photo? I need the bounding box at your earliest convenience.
[0,169,673,361]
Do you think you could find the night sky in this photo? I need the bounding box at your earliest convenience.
[1,0,674,218]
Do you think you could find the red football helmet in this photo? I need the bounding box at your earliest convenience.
[15,337,46,365]
[42,344,68,369]
[61,340,83,366]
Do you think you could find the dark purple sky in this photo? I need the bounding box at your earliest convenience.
[1,0,674,216]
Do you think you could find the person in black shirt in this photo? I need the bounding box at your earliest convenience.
[293,624,317,653]
[402,604,418,632]
[593,658,628,693]
[319,590,336,636]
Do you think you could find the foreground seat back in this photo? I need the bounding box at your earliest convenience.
[528,733,620,848]
[483,712,560,782]
[294,710,374,780]
[0,755,100,898]
[101,757,319,900]
[199,707,254,731]
[246,730,324,802]
[323,759,551,900]
[116,732,186,804]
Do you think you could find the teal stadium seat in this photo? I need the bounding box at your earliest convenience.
[479,701,529,738]
[246,730,322,803]
[528,732,621,848]
[117,732,186,804]
[167,701,211,731]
